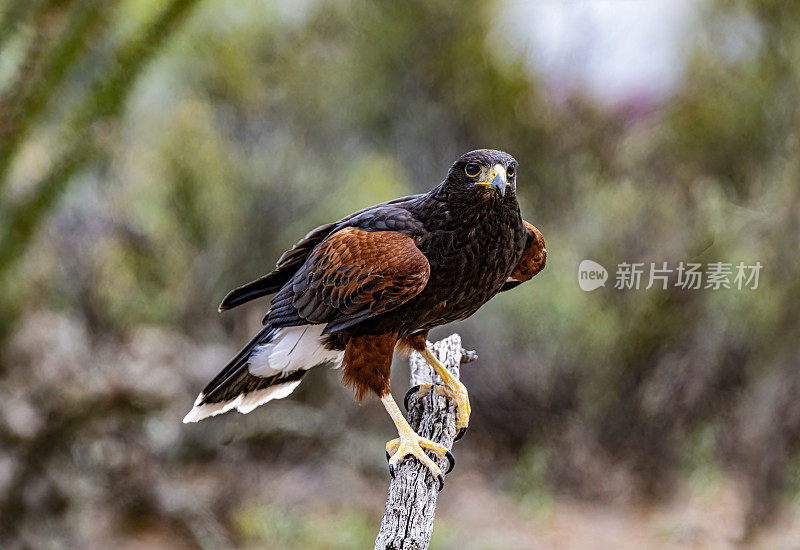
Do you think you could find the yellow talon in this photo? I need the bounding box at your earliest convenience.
[420,348,471,431]
[386,438,400,456]
[387,431,446,473]
[442,379,470,430]
[380,393,455,490]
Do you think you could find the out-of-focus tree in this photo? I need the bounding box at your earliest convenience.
[2,0,800,546]
[0,0,202,339]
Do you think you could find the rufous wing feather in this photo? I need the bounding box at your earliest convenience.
[501,219,546,291]
[268,227,430,332]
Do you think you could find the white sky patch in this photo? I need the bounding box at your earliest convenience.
[500,0,697,102]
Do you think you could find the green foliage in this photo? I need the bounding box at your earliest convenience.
[510,445,553,515]
[0,0,202,334]
[2,0,800,545]
[682,422,722,490]
[234,502,376,550]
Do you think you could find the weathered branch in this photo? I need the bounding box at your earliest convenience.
[375,334,476,550]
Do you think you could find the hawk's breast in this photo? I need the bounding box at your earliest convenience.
[401,205,526,331]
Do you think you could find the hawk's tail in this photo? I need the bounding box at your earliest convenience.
[182,324,342,423]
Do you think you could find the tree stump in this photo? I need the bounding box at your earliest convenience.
[374,334,476,550]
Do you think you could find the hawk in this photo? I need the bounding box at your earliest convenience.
[183,149,546,490]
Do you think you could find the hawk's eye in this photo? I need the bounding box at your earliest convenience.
[507,166,515,178]
[464,163,481,178]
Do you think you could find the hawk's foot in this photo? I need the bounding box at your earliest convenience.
[439,378,471,434]
[385,433,454,490]
[380,393,454,491]
[420,348,472,437]
[403,382,469,441]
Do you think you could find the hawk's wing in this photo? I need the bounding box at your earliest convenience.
[218,222,338,311]
[500,219,546,292]
[218,196,426,312]
[268,227,430,333]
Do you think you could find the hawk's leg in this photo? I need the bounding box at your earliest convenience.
[419,347,471,439]
[381,393,454,491]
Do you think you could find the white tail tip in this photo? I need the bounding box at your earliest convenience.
[182,379,303,423]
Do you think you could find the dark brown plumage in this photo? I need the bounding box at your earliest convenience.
[183,149,546,466]
[501,220,547,292]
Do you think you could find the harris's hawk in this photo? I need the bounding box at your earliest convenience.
[183,149,546,489]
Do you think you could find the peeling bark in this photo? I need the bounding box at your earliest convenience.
[375,334,476,550]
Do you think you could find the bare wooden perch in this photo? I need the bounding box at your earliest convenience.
[375,334,476,550]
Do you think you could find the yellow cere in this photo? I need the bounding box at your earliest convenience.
[474,164,508,186]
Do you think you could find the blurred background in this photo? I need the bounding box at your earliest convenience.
[1,0,799,548]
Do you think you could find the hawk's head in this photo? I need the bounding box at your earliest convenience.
[445,149,517,199]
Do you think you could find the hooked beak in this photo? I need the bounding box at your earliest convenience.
[488,164,507,197]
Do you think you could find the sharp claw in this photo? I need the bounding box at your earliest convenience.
[445,451,455,474]
[455,427,467,441]
[403,385,421,411]
[389,463,395,479]
[437,474,444,492]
